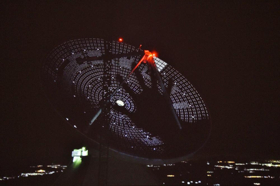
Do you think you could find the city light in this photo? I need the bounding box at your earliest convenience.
[2,159,280,185]
[245,176,263,178]
[167,175,175,177]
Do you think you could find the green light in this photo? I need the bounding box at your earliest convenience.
[73,156,81,163]
[72,147,88,163]
[73,157,82,168]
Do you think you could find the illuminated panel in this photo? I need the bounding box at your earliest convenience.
[153,57,167,72]
[72,147,88,163]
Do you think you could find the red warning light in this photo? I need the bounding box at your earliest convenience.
[118,38,123,42]
[151,51,158,57]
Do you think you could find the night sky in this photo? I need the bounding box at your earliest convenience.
[1,1,280,172]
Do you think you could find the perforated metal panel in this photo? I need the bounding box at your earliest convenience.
[42,38,211,163]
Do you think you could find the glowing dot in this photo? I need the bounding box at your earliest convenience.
[116,100,125,107]
[151,51,158,57]
[118,38,123,42]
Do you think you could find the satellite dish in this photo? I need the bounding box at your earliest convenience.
[41,38,211,164]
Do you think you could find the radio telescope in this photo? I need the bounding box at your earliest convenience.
[42,38,211,185]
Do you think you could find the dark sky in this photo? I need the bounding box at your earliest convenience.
[1,0,280,171]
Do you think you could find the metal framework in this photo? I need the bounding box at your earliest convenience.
[41,38,211,164]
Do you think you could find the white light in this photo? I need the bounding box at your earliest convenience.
[116,100,125,107]
[74,125,77,128]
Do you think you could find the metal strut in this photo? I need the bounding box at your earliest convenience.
[89,49,182,185]
[97,40,111,186]
[143,51,182,130]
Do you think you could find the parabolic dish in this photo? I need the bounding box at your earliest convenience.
[41,38,211,164]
